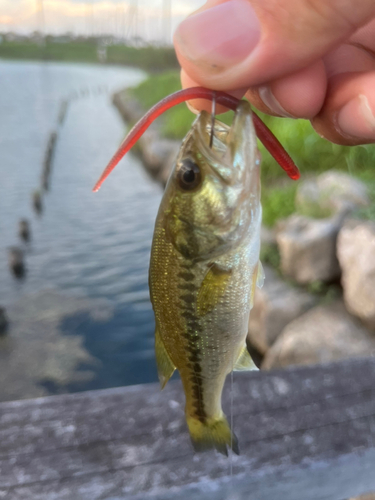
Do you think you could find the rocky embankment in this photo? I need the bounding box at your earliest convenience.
[113,89,180,186]
[113,89,375,371]
[250,171,375,370]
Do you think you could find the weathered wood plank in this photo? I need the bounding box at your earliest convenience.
[1,358,375,500]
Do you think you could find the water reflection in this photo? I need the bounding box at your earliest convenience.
[0,60,163,401]
[57,303,157,393]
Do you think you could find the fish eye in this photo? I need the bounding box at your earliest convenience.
[176,159,202,191]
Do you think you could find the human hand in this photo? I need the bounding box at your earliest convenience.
[174,0,375,145]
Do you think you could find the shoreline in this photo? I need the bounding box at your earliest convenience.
[0,40,179,73]
[113,88,180,186]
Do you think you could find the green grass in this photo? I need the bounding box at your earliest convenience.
[352,172,375,221]
[0,40,95,62]
[128,71,375,226]
[129,71,184,109]
[0,39,179,72]
[257,113,375,181]
[128,70,234,139]
[262,182,298,227]
[106,45,178,71]
[260,243,280,270]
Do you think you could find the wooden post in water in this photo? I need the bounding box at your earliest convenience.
[18,219,30,242]
[41,131,57,191]
[32,190,43,214]
[8,247,25,279]
[0,306,8,335]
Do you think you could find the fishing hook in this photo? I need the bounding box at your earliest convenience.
[209,91,216,149]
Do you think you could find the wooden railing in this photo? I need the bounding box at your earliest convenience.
[1,357,375,499]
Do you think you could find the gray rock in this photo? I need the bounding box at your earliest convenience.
[261,225,277,247]
[140,131,180,177]
[112,90,144,123]
[296,170,369,217]
[262,301,375,370]
[337,219,375,330]
[112,87,181,186]
[248,265,316,354]
[276,213,343,284]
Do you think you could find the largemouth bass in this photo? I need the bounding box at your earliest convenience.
[149,101,264,455]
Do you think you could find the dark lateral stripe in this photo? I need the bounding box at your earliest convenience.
[188,353,200,363]
[186,321,200,331]
[185,342,206,421]
[178,271,195,281]
[191,382,206,421]
[180,262,193,270]
[181,311,196,321]
[177,266,206,422]
[177,283,197,292]
[180,294,195,304]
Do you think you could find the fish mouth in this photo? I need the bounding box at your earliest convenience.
[192,101,258,184]
[192,113,233,183]
[195,113,230,159]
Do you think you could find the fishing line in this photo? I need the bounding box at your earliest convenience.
[209,91,216,149]
[229,330,236,487]
[230,356,234,481]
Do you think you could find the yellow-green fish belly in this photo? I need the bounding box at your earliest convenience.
[150,220,260,423]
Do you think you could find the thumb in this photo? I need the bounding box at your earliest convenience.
[174,0,375,90]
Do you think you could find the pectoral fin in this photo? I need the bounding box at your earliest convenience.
[197,264,232,317]
[155,327,175,389]
[250,260,265,309]
[233,345,259,371]
[257,261,265,289]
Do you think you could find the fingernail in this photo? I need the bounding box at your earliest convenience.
[175,0,261,69]
[258,86,294,118]
[337,94,375,140]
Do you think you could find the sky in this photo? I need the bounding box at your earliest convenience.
[0,0,205,43]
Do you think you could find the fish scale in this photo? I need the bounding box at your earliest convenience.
[149,101,262,455]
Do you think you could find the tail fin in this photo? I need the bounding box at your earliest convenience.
[186,414,239,456]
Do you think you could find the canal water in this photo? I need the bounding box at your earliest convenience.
[0,60,164,401]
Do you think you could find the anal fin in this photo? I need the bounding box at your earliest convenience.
[155,327,175,389]
[233,345,259,372]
